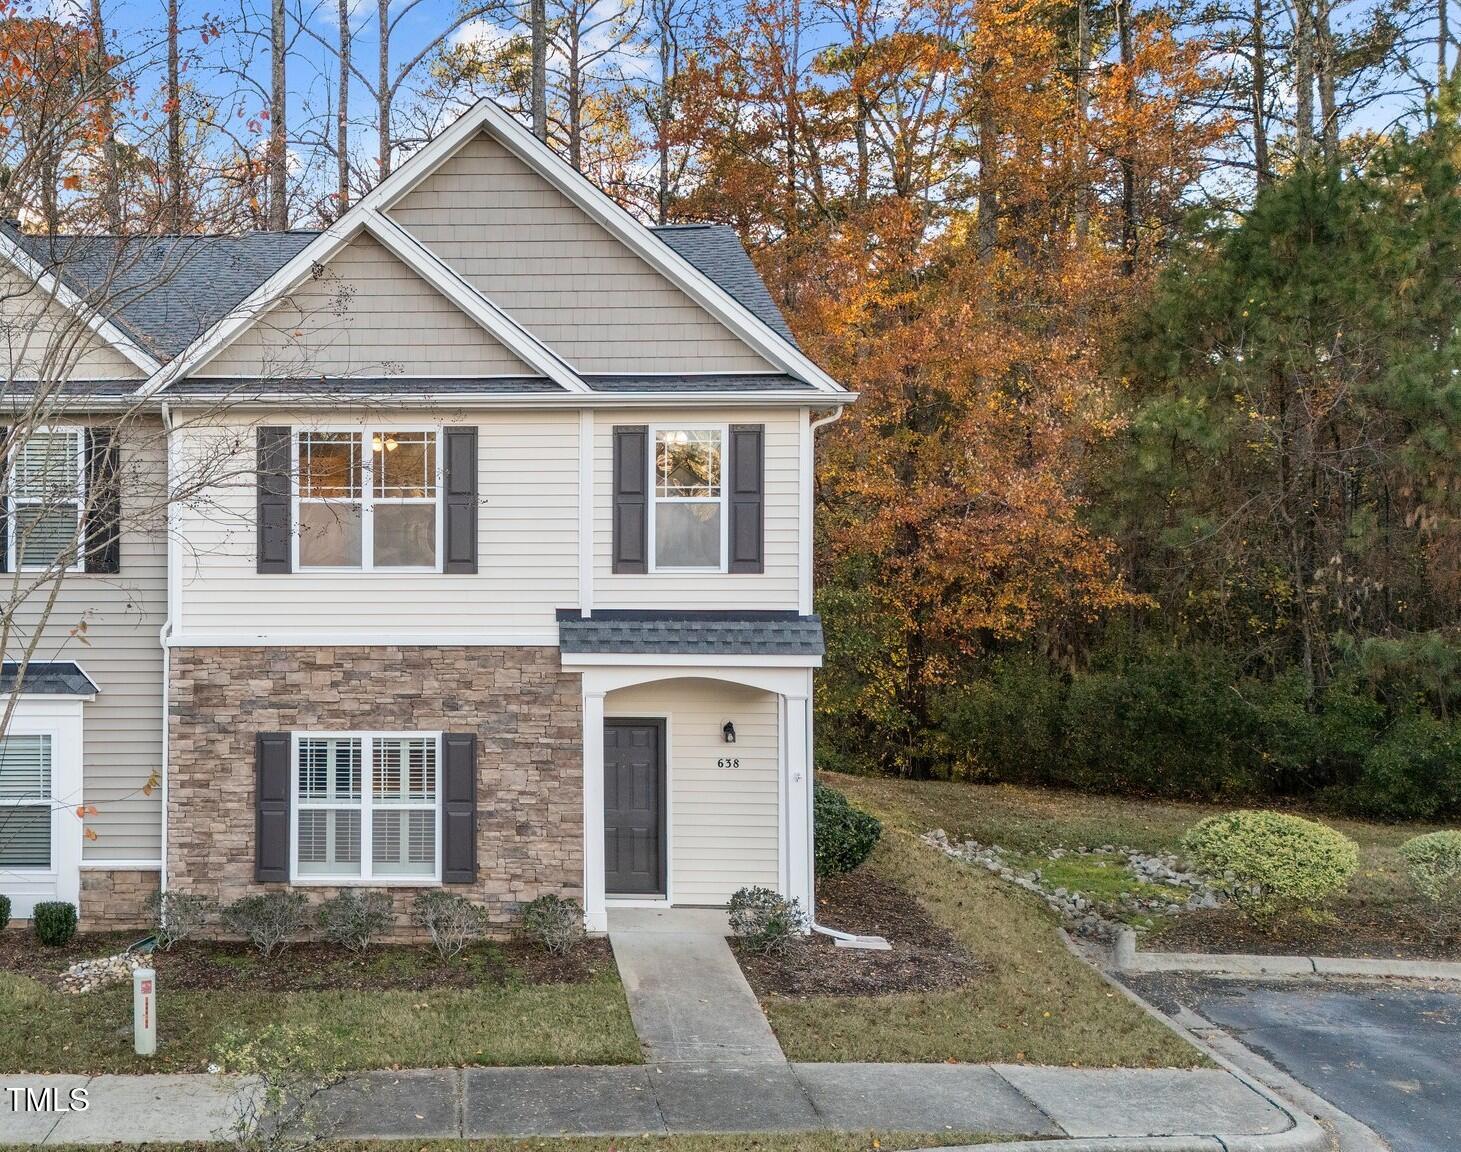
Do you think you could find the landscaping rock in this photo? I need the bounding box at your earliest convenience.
[57,950,147,994]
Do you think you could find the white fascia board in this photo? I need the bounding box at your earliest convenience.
[161,391,859,409]
[0,231,162,376]
[362,211,586,392]
[469,101,847,395]
[139,221,363,395]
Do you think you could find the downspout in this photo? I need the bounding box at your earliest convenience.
[799,405,886,949]
[158,402,175,894]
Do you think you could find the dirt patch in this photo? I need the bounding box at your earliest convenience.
[0,925,612,991]
[1148,903,1461,961]
[734,868,983,999]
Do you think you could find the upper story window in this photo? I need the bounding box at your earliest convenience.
[652,427,723,571]
[295,429,439,570]
[6,428,84,571]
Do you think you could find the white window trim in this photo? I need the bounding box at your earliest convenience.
[0,697,83,918]
[288,731,443,886]
[290,426,444,573]
[5,426,86,574]
[648,423,729,574]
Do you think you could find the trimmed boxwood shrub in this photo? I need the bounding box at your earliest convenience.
[814,783,881,877]
[0,894,10,931]
[1399,831,1461,907]
[1181,811,1358,923]
[33,901,78,947]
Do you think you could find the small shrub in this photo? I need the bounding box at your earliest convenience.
[214,1023,346,1152]
[519,894,584,955]
[1345,712,1461,820]
[316,890,393,954]
[813,784,882,877]
[32,901,78,947]
[222,892,309,958]
[145,890,216,951]
[0,894,10,931]
[1399,831,1461,907]
[727,886,804,955]
[1181,811,1359,924]
[412,890,486,962]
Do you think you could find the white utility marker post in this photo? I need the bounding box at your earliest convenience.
[133,967,157,1056]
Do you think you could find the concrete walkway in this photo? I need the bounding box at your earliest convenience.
[607,907,785,1065]
[2,1063,1303,1145]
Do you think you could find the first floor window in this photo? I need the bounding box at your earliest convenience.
[0,733,52,869]
[652,427,723,570]
[296,429,438,570]
[6,428,85,571]
[294,733,439,881]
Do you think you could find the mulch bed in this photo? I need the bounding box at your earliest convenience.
[0,925,612,991]
[1148,904,1461,961]
[734,867,983,999]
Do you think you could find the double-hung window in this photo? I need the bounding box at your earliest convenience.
[6,428,84,571]
[293,733,440,882]
[295,429,439,569]
[0,733,52,870]
[651,427,724,571]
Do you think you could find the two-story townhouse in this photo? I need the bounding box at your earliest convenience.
[0,99,853,934]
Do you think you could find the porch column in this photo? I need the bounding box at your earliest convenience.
[582,690,608,932]
[784,692,814,918]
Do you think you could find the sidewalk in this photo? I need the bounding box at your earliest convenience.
[3,1062,1302,1145]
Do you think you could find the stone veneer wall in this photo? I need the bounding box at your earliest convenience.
[80,869,160,930]
[167,647,583,929]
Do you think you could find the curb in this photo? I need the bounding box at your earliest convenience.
[1113,928,1461,982]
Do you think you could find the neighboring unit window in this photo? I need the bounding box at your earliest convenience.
[7,429,84,570]
[295,430,438,570]
[0,733,52,869]
[652,428,723,570]
[294,733,439,882]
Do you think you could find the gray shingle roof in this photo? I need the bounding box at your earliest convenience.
[557,610,824,656]
[650,224,799,346]
[0,661,99,696]
[162,373,819,399]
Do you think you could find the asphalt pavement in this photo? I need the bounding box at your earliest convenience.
[1122,973,1461,1152]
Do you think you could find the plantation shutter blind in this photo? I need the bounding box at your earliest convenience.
[256,427,292,573]
[612,425,648,573]
[727,424,765,574]
[441,733,478,883]
[254,732,292,882]
[0,425,8,574]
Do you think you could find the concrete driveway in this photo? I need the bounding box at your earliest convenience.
[1123,973,1460,1151]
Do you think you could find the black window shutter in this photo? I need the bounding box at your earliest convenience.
[728,424,765,574]
[256,427,292,573]
[255,732,291,883]
[443,427,478,574]
[84,427,122,574]
[612,425,648,573]
[441,733,478,883]
[0,425,8,574]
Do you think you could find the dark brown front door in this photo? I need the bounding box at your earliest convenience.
[604,719,665,895]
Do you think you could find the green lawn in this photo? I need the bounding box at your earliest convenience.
[757,780,1202,1067]
[0,960,639,1074]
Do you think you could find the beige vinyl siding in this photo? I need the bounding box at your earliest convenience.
[172,408,578,639]
[197,233,536,379]
[4,419,166,860]
[606,678,779,905]
[594,408,800,610]
[1,269,142,380]
[389,132,775,375]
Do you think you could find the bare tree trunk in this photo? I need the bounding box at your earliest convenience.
[167,0,183,231]
[1073,0,1091,241]
[88,0,122,231]
[268,0,288,229]
[1440,0,1449,89]
[377,0,392,178]
[1314,0,1338,160]
[1116,0,1136,274]
[976,56,997,260]
[1252,0,1270,186]
[337,0,351,210]
[1294,0,1314,164]
[532,0,548,142]
[656,3,671,223]
[568,20,582,169]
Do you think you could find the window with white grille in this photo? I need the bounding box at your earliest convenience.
[0,733,53,869]
[6,429,85,570]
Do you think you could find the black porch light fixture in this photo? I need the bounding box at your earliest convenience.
[722,721,737,744]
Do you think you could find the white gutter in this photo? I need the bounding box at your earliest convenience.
[157,402,176,894]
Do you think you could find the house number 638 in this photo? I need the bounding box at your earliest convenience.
[717,757,741,769]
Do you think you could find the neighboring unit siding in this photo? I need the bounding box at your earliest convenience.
[196,233,535,379]
[172,409,579,640]
[594,408,801,610]
[0,269,142,380]
[389,132,774,375]
[606,678,779,905]
[3,420,166,861]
